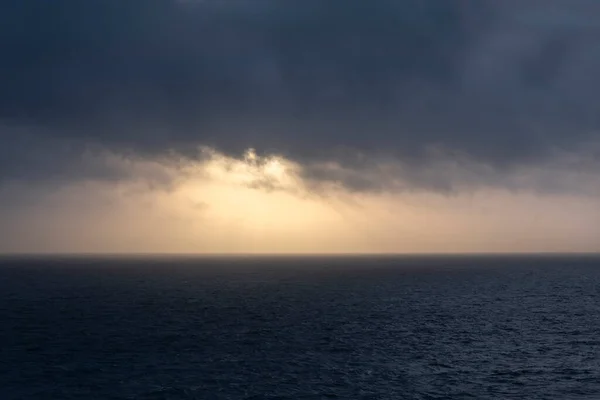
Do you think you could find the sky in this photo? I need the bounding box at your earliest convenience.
[1,0,599,254]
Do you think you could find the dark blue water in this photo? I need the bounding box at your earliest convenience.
[2,255,600,399]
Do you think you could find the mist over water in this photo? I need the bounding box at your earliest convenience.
[2,255,600,399]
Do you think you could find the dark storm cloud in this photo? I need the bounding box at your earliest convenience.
[1,0,600,189]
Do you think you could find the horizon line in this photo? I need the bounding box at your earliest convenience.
[1,251,599,258]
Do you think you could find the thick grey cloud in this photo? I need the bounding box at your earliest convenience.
[1,0,600,190]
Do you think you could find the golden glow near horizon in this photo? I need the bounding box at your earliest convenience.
[1,147,599,254]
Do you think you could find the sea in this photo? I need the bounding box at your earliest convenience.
[1,255,600,399]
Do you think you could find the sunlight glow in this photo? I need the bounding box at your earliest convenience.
[3,147,599,254]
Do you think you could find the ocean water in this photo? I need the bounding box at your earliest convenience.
[1,255,600,399]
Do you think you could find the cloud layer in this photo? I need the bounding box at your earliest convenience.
[2,0,600,191]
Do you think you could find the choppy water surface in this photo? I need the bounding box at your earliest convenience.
[2,255,600,399]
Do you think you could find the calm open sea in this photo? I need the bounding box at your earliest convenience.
[1,255,600,399]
